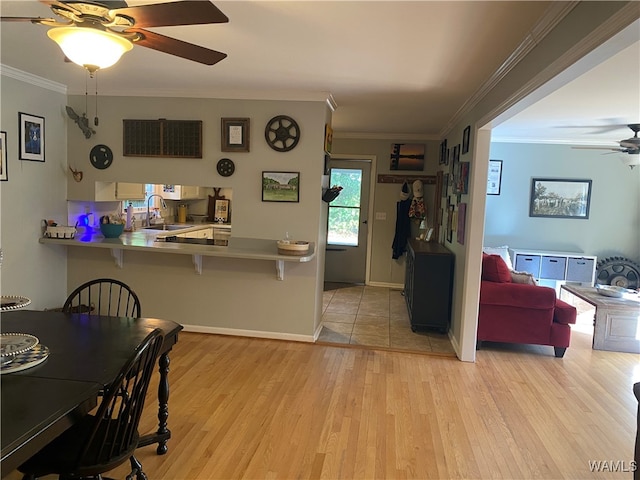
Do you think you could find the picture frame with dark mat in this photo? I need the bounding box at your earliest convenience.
[19,112,45,162]
[462,125,471,154]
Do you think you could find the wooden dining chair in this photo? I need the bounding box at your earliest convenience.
[63,278,141,318]
[18,328,164,480]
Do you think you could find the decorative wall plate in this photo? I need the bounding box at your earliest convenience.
[265,115,300,152]
[0,333,39,358]
[89,144,113,169]
[217,158,235,177]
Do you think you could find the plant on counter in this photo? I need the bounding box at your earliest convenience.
[100,213,125,225]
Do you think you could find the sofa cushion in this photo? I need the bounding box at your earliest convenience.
[482,245,513,270]
[511,270,537,286]
[482,253,512,283]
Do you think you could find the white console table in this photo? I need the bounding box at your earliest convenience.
[509,249,597,293]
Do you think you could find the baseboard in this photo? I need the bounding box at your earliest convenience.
[367,281,404,290]
[448,331,463,360]
[182,324,316,343]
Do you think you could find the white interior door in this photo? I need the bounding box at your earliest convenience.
[324,158,371,284]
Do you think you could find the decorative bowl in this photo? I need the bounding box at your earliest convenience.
[277,240,310,256]
[595,284,635,298]
[100,223,125,238]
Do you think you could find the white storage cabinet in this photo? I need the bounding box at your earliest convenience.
[510,249,597,289]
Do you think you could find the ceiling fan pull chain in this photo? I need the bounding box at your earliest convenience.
[94,73,99,127]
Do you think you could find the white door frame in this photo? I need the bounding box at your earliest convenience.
[328,153,376,285]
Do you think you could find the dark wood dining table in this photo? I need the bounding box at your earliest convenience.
[0,310,183,477]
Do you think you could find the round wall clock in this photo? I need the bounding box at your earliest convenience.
[217,158,235,177]
[264,115,300,152]
[89,144,113,170]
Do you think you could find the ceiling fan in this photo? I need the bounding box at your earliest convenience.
[0,0,229,74]
[572,123,640,155]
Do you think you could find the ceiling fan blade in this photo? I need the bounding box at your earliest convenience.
[126,28,227,66]
[0,16,50,22]
[572,146,622,152]
[112,1,228,28]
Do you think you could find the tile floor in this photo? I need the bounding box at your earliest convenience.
[317,283,456,355]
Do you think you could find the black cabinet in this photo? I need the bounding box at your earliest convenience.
[404,240,454,333]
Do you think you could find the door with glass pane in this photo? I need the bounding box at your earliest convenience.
[324,159,371,284]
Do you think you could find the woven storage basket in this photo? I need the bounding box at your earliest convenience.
[45,225,76,239]
[277,240,310,256]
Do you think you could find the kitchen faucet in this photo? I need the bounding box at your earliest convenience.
[147,194,167,227]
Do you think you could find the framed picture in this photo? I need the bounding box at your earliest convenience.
[262,171,300,202]
[221,118,250,152]
[439,139,448,165]
[390,143,425,171]
[19,112,45,162]
[457,203,466,245]
[0,131,7,181]
[529,178,592,219]
[459,161,470,194]
[324,124,333,153]
[462,125,471,154]
[487,159,502,195]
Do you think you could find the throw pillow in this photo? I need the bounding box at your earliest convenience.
[482,254,512,283]
[482,245,513,270]
[510,270,538,286]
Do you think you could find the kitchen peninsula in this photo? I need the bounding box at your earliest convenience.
[40,227,315,279]
[40,227,320,342]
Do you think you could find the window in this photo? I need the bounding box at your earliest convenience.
[327,168,362,246]
[121,184,154,214]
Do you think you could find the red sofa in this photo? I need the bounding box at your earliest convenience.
[477,253,577,357]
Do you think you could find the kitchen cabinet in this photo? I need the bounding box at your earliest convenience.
[404,240,454,333]
[161,185,204,200]
[95,182,145,201]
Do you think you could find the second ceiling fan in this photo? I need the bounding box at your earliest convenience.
[573,123,640,155]
[0,0,229,74]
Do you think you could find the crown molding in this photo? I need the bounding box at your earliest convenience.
[440,1,579,138]
[491,136,619,146]
[334,131,438,141]
[477,3,640,133]
[0,64,67,94]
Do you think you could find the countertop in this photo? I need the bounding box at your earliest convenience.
[39,226,316,263]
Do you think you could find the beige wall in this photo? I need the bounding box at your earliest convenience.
[0,75,69,308]
[332,137,440,286]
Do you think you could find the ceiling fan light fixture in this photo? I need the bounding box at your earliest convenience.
[47,26,132,73]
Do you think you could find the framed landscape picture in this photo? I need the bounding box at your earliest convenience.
[262,171,300,202]
[529,178,592,219]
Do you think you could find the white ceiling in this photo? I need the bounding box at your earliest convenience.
[0,1,638,146]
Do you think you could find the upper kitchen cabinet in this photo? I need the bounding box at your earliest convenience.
[95,182,146,201]
[161,185,204,200]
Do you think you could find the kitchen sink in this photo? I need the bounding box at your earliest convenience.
[141,224,194,231]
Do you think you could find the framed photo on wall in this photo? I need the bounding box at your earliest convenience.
[529,178,592,219]
[221,118,250,152]
[262,171,300,202]
[487,160,502,195]
[0,131,7,181]
[462,125,471,154]
[19,112,45,162]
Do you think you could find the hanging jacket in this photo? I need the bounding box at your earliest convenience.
[392,197,412,259]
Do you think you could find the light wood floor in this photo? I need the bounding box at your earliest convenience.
[8,327,639,479]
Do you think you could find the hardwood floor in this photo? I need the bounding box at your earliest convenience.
[7,327,639,479]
